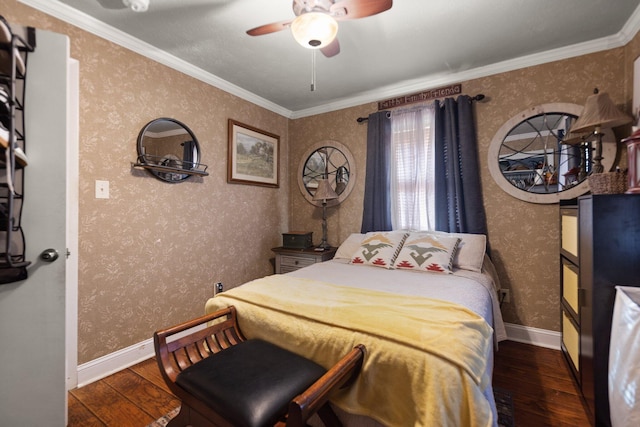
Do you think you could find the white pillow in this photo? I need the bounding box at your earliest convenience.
[393,233,460,274]
[432,231,486,272]
[350,231,408,269]
[334,233,365,259]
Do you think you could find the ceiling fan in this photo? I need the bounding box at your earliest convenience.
[247,0,393,58]
[96,0,149,12]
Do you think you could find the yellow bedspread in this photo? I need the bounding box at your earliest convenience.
[205,275,494,427]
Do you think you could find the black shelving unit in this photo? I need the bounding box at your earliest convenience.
[0,18,35,284]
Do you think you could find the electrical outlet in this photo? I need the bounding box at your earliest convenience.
[499,289,510,304]
[214,282,223,295]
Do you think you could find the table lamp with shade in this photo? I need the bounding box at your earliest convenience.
[312,179,338,250]
[569,88,633,173]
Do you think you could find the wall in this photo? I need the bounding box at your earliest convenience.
[289,46,633,332]
[2,0,289,364]
[3,0,638,365]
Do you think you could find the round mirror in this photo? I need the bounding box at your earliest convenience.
[297,141,356,207]
[488,103,617,204]
[136,118,203,183]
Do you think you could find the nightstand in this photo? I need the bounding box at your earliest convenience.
[271,246,337,274]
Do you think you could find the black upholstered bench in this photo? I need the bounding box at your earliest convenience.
[154,306,365,427]
[176,339,327,427]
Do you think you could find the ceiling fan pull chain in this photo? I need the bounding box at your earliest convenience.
[311,49,317,92]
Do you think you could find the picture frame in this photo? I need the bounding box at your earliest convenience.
[227,119,280,187]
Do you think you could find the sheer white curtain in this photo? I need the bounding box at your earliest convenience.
[390,105,436,231]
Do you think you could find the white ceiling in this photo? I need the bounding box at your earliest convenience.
[23,0,640,117]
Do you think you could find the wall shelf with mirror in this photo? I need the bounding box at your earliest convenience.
[132,118,208,183]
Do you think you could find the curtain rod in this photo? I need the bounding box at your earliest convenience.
[356,93,486,123]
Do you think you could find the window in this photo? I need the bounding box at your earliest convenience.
[390,105,436,231]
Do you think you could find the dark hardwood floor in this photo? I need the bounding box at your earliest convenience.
[67,340,591,426]
[493,341,591,426]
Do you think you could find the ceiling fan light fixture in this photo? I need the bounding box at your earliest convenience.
[291,12,338,49]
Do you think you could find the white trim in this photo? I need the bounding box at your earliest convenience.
[76,323,206,387]
[504,322,561,350]
[18,0,640,119]
[17,0,292,118]
[65,56,79,392]
[290,34,626,118]
[76,338,156,388]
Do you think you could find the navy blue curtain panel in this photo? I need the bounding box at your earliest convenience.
[361,111,393,233]
[434,96,488,235]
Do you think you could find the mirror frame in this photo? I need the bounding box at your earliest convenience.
[488,103,617,204]
[135,118,208,183]
[297,140,356,207]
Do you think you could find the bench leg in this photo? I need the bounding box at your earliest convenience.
[168,404,218,427]
[317,404,342,427]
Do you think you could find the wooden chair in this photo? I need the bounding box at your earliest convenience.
[154,306,366,427]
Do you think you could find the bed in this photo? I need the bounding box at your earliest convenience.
[205,231,507,427]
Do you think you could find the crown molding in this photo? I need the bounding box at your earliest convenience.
[18,0,293,118]
[20,0,640,119]
[291,33,631,118]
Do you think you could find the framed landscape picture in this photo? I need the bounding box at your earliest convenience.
[227,119,280,187]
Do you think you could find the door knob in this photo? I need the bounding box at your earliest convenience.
[40,249,59,262]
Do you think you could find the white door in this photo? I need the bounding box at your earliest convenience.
[0,29,72,426]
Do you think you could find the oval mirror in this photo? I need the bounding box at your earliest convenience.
[488,103,617,204]
[297,141,356,207]
[136,118,205,183]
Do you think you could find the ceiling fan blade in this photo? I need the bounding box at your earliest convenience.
[96,0,127,9]
[247,20,293,36]
[331,0,392,20]
[321,38,340,58]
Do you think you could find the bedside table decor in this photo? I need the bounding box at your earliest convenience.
[282,231,313,249]
[569,88,632,174]
[312,178,338,249]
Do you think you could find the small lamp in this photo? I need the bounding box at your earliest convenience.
[569,88,632,173]
[291,12,338,49]
[312,179,338,250]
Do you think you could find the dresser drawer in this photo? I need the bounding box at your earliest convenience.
[279,255,315,269]
[562,260,580,315]
[561,208,578,258]
[562,310,580,373]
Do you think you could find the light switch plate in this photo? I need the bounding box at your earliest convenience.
[95,180,109,199]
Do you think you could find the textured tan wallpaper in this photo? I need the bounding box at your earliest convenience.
[3,0,289,363]
[4,0,638,364]
[290,47,633,333]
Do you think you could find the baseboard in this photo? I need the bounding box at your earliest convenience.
[74,322,560,389]
[504,322,561,350]
[76,338,155,388]
[75,323,206,389]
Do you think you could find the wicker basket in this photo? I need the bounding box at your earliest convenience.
[588,171,628,194]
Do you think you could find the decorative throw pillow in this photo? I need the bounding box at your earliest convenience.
[431,231,486,272]
[350,232,407,269]
[334,233,365,259]
[393,233,461,274]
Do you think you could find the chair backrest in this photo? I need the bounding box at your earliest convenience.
[154,306,245,385]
